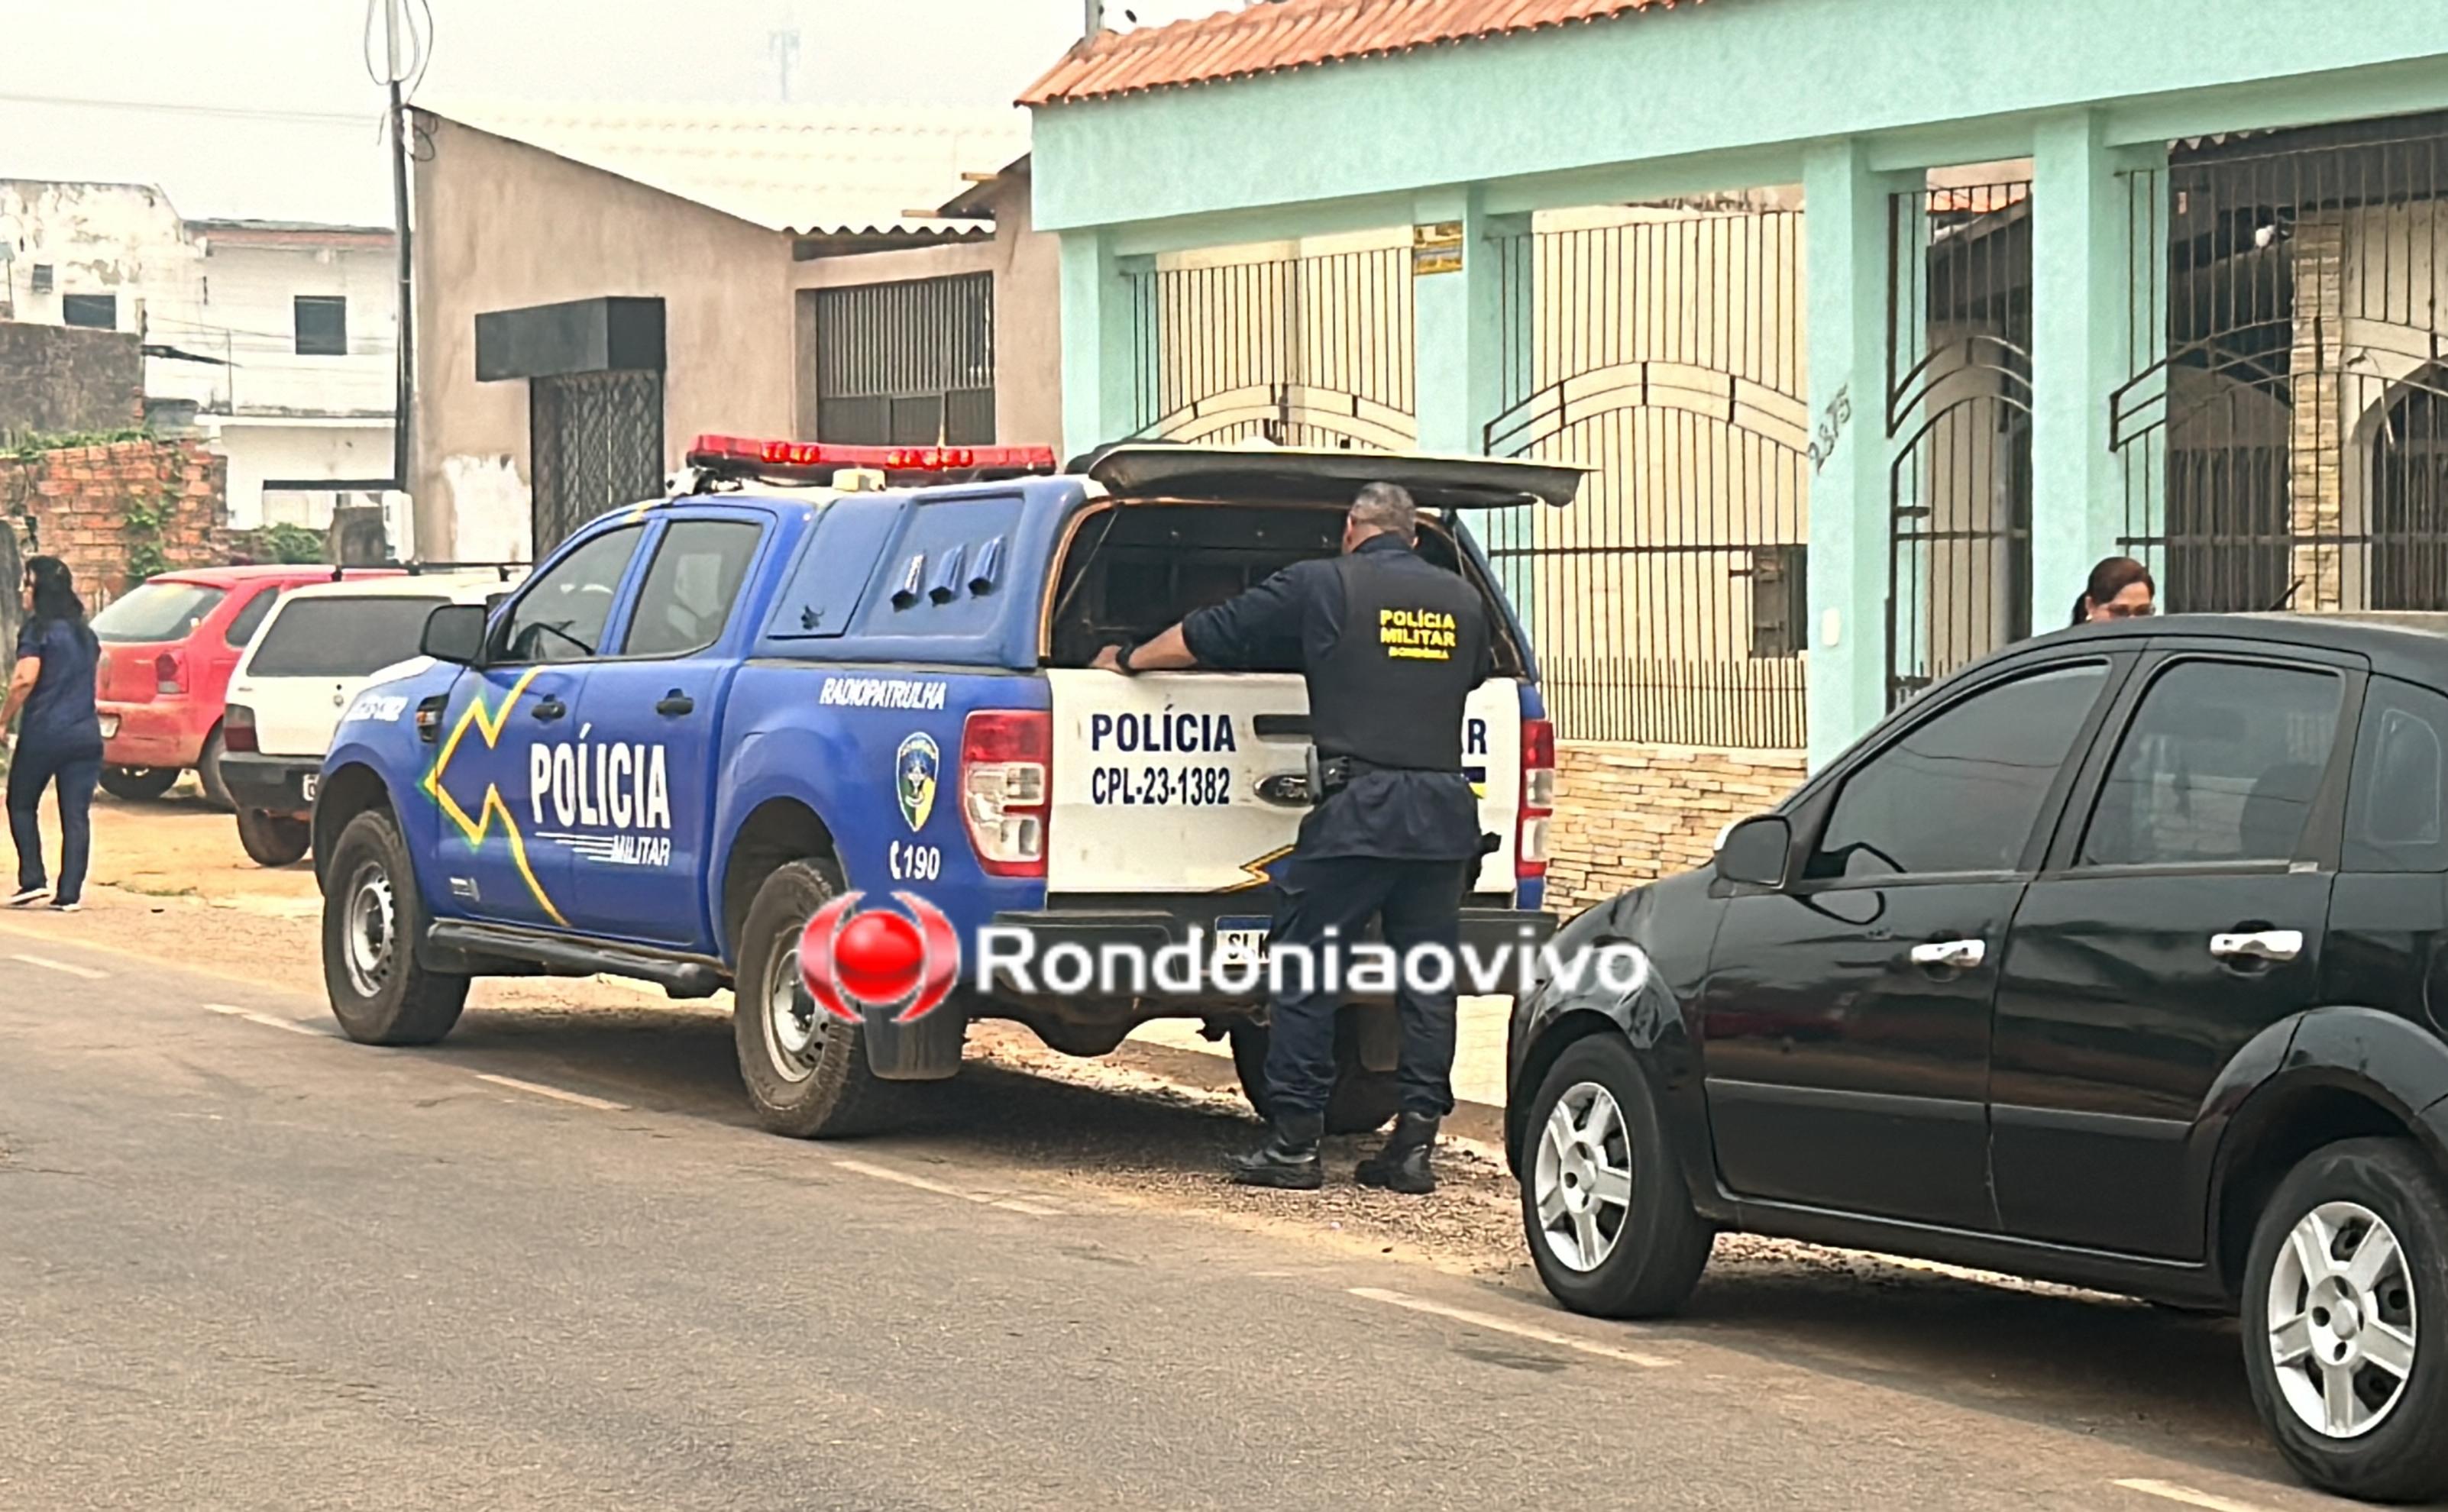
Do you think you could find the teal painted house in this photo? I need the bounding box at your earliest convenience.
[1022,0,2448,900]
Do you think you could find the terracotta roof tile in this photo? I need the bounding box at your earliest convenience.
[1021,0,1706,107]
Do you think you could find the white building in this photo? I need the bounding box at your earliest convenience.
[0,179,404,549]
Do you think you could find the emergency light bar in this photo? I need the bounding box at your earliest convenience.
[686,434,1058,483]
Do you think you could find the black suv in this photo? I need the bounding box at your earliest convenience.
[1508,613,2448,1502]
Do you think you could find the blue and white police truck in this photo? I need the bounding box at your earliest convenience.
[312,436,1578,1137]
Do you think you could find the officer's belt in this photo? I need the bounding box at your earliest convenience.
[1305,751,1458,803]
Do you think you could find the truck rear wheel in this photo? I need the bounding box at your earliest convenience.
[733,860,908,1139]
[1229,1013,1404,1136]
[236,807,312,867]
[321,808,467,1045]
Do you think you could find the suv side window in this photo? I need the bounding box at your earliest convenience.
[621,520,763,658]
[1808,661,2110,882]
[2079,659,2344,868]
[493,524,645,665]
[2344,676,2448,873]
[224,586,283,648]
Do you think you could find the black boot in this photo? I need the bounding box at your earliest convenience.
[1227,1112,1325,1189]
[1354,1112,1440,1195]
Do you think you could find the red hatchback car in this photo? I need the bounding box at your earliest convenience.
[90,565,398,806]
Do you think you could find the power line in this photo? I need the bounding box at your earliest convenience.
[0,90,375,127]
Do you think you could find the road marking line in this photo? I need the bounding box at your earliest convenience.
[1349,1287,1674,1368]
[203,1003,330,1037]
[831,1158,1059,1216]
[2113,1479,2285,1512]
[11,952,108,981]
[471,1073,628,1112]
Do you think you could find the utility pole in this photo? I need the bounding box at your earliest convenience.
[1084,1,1103,37]
[768,28,802,102]
[380,0,414,495]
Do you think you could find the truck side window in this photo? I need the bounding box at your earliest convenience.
[623,521,763,658]
[2345,676,2448,874]
[493,524,645,665]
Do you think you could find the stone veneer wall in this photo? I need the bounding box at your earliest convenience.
[1541,741,1810,916]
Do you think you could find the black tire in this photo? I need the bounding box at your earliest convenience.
[320,808,467,1045]
[97,765,179,802]
[2242,1137,2448,1503]
[196,729,233,812]
[1229,1012,1405,1136]
[1518,1034,1712,1319]
[235,808,312,867]
[732,859,908,1139]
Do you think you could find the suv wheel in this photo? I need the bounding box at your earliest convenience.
[2243,1137,2448,1502]
[320,809,468,1045]
[1519,1035,1712,1319]
[732,860,909,1139]
[235,808,312,867]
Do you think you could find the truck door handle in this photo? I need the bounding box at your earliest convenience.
[2210,929,2303,964]
[656,690,695,717]
[1909,939,1985,971]
[532,696,566,722]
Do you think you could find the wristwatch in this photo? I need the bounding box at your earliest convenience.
[1115,641,1142,675]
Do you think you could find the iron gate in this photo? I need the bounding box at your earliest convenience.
[1483,207,1810,747]
[1885,180,2034,706]
[1127,247,1414,448]
[529,369,663,556]
[2112,116,2448,615]
[816,271,995,446]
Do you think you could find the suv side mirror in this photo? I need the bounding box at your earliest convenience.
[422,603,488,666]
[1716,814,1793,889]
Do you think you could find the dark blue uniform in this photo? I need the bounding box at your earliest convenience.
[1183,533,1493,1120]
[10,615,103,906]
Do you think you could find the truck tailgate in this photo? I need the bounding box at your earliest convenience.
[1043,669,1521,896]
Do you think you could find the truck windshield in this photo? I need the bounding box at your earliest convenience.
[1043,502,1519,673]
[249,597,448,677]
[92,582,227,643]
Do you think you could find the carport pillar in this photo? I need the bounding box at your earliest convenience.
[1059,230,1143,460]
[2030,111,2151,628]
[1803,142,1916,770]
[1412,188,1534,612]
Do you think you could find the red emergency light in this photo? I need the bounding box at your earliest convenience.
[687,435,1057,481]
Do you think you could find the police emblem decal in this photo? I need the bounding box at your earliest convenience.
[896,732,940,833]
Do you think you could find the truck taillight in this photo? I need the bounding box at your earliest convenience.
[222,703,258,754]
[155,651,184,695]
[961,709,1050,879]
[1518,716,1555,881]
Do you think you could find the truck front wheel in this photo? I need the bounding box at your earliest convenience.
[733,860,908,1139]
[1230,1013,1404,1136]
[321,809,467,1044]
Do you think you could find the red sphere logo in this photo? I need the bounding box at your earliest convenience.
[799,891,960,1024]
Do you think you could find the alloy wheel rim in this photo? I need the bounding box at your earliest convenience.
[344,864,395,999]
[763,940,823,1084]
[1531,1080,1635,1273]
[2267,1199,2418,1439]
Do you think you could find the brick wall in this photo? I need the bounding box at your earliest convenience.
[2,438,234,603]
[1542,741,1809,915]
[0,321,144,438]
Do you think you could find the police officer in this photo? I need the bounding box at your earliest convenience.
[1092,482,1492,1194]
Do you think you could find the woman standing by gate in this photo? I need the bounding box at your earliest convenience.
[3,557,104,911]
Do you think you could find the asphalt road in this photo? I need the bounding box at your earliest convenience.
[0,928,2376,1511]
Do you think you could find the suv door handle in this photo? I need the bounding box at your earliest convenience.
[532,696,567,722]
[656,690,695,717]
[2210,929,2303,964]
[1909,939,1985,971]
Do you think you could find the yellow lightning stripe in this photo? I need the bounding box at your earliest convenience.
[419,667,570,928]
[1218,844,1295,893]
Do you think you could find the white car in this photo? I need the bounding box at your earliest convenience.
[218,571,524,866]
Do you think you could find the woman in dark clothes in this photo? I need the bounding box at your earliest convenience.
[2,557,104,911]
[2072,555,2156,625]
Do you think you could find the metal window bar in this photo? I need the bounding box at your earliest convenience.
[1126,247,1415,451]
[1885,179,2035,709]
[1482,208,1809,748]
[529,370,663,556]
[2114,118,2448,615]
[815,272,995,446]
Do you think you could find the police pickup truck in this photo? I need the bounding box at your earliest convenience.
[312,436,1577,1137]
